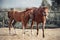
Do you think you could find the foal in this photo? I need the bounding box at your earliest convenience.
[8,8,33,34]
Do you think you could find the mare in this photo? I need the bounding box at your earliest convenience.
[31,7,48,38]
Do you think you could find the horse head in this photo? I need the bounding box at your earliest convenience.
[43,7,48,15]
[43,7,49,19]
[38,7,49,19]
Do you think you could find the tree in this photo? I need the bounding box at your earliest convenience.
[55,0,60,5]
[41,0,51,9]
[51,0,60,11]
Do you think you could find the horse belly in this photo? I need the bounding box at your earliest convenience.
[13,13,21,21]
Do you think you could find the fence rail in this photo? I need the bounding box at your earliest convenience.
[0,11,60,27]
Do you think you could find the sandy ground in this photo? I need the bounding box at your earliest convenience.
[0,28,60,40]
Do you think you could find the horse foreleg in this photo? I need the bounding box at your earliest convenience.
[37,23,39,35]
[42,22,45,38]
[22,24,25,34]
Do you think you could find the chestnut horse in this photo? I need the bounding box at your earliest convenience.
[8,8,33,34]
[31,7,48,38]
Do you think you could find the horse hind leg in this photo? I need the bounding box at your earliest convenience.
[31,21,34,35]
[9,22,11,34]
[8,19,13,34]
[12,20,16,34]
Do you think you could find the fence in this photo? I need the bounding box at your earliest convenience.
[47,12,60,26]
[0,11,60,28]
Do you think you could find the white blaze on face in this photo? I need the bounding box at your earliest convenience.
[45,8,48,16]
[45,8,49,19]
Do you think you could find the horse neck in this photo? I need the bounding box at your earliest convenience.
[37,8,43,13]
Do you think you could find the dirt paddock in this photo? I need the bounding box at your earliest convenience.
[0,27,60,40]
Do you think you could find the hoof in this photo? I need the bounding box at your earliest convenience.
[23,32,25,34]
[37,33,38,35]
[13,34,17,36]
[9,32,11,35]
[14,34,17,35]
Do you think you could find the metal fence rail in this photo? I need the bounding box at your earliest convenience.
[0,11,60,27]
